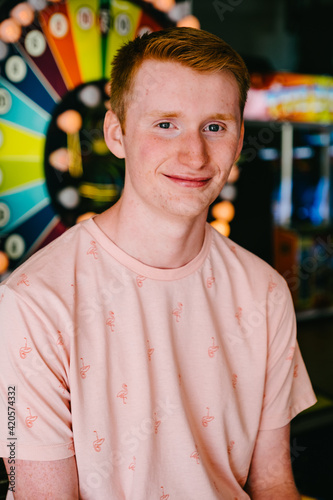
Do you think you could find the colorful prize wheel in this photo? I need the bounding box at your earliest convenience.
[0,0,172,274]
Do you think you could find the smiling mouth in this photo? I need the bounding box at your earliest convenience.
[164,175,211,187]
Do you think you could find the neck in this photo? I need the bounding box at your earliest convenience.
[95,198,208,269]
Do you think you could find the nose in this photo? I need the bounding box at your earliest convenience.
[178,131,208,168]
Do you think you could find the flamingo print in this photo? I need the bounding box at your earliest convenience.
[87,240,98,259]
[25,407,38,428]
[190,445,200,464]
[206,268,215,288]
[136,275,146,287]
[294,364,299,378]
[68,439,75,452]
[56,330,64,346]
[106,311,115,332]
[227,440,235,454]
[172,302,183,322]
[117,384,128,404]
[128,456,136,471]
[147,340,154,361]
[80,357,90,379]
[93,431,105,452]
[235,307,242,326]
[19,337,32,359]
[286,346,295,361]
[268,275,277,292]
[208,337,219,358]
[17,273,30,286]
[160,486,169,500]
[232,374,238,389]
[202,407,214,428]
[153,412,161,434]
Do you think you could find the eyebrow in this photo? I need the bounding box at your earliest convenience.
[147,111,237,121]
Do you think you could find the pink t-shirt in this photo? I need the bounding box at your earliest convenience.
[0,218,316,499]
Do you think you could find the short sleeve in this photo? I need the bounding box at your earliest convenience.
[258,279,317,430]
[0,285,75,460]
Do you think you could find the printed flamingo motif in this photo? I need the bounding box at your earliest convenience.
[136,275,146,287]
[206,268,215,288]
[230,245,237,255]
[106,311,115,332]
[202,407,214,427]
[227,440,235,454]
[17,273,30,286]
[286,346,295,361]
[93,431,105,452]
[172,302,183,322]
[0,293,4,303]
[232,374,238,389]
[178,373,182,386]
[80,357,90,379]
[160,486,169,500]
[293,364,299,378]
[153,412,161,434]
[117,383,128,404]
[147,340,154,361]
[208,337,219,358]
[25,407,38,428]
[268,275,277,292]
[235,307,242,326]
[19,337,32,359]
[87,240,98,259]
[56,330,64,346]
[128,456,136,471]
[68,439,75,452]
[190,445,200,464]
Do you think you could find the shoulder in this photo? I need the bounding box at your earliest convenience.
[1,220,93,290]
[209,225,284,281]
[208,224,292,309]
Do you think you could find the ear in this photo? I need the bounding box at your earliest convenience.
[235,120,245,161]
[103,110,125,159]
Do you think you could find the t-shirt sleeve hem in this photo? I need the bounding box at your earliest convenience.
[258,391,317,431]
[0,441,75,461]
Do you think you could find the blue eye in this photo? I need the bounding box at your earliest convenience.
[207,124,221,132]
[158,122,171,129]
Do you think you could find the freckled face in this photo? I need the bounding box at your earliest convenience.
[106,60,244,221]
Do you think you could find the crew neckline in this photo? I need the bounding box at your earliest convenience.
[83,217,212,281]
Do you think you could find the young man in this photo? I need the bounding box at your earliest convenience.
[0,28,316,499]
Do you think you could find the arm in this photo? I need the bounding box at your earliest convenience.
[244,424,301,500]
[4,456,79,500]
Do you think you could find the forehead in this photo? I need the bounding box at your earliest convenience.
[128,59,240,111]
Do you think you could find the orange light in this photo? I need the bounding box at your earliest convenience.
[152,0,176,12]
[211,201,235,222]
[49,148,70,172]
[210,219,230,237]
[176,15,201,29]
[57,110,82,135]
[228,163,240,183]
[76,212,96,223]
[104,81,111,97]
[0,18,22,43]
[10,3,35,27]
[0,251,9,274]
